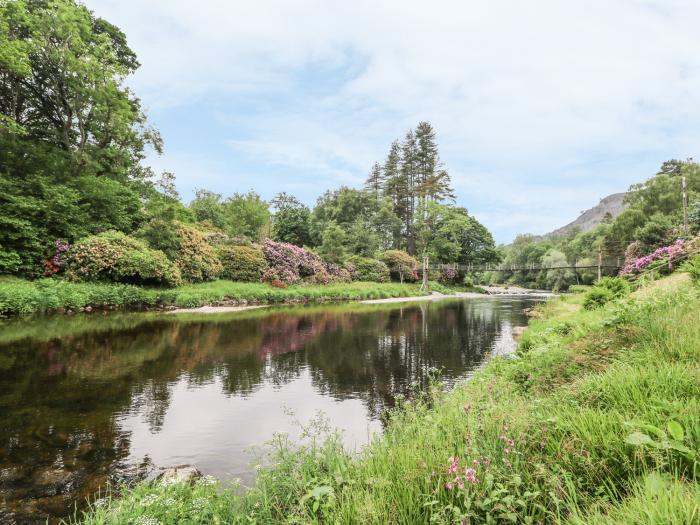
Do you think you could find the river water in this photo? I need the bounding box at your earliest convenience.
[0,296,542,524]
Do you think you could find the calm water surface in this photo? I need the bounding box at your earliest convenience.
[0,297,542,524]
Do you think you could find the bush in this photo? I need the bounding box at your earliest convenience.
[174,225,222,283]
[583,286,615,310]
[64,231,181,287]
[324,263,352,283]
[594,276,631,298]
[379,250,419,282]
[438,267,459,284]
[261,239,329,285]
[345,256,390,282]
[217,245,267,282]
[681,254,700,282]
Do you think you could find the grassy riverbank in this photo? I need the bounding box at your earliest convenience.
[0,277,430,317]
[70,271,700,524]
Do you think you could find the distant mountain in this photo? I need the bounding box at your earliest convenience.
[543,192,628,239]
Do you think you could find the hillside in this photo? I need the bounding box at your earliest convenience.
[545,192,627,239]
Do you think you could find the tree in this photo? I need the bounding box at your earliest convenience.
[317,222,348,264]
[271,192,312,246]
[382,140,407,249]
[189,189,227,229]
[364,162,384,203]
[223,191,270,240]
[0,0,161,275]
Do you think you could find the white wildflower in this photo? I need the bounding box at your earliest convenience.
[135,516,162,525]
[190,497,208,512]
[139,494,159,507]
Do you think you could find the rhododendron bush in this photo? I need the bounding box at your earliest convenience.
[620,239,687,275]
[260,240,348,284]
[64,231,182,287]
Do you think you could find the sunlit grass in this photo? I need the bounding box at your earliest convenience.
[0,278,428,316]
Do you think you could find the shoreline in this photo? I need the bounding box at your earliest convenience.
[166,304,270,315]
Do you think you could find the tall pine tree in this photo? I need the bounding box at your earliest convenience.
[364,162,384,202]
[382,140,407,249]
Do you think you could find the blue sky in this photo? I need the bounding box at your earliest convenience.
[86,0,700,243]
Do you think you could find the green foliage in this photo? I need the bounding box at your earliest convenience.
[271,192,313,247]
[680,254,700,282]
[582,286,614,309]
[595,276,631,297]
[0,278,427,316]
[64,231,181,286]
[316,222,349,264]
[0,0,159,275]
[345,256,390,282]
[224,191,270,240]
[173,225,222,283]
[690,201,700,235]
[379,250,420,282]
[416,202,499,265]
[634,213,675,250]
[583,277,629,310]
[216,245,267,282]
[0,277,164,317]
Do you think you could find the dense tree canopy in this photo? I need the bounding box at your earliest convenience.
[0,0,160,275]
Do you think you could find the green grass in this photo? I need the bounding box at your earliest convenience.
[0,277,429,317]
[70,273,700,524]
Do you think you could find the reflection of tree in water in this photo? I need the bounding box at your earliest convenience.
[301,300,517,418]
[0,299,535,523]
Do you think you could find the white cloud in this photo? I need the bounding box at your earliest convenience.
[85,0,700,241]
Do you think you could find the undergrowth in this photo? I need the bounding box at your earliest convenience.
[0,278,428,317]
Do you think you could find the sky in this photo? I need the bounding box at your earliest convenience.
[85,0,700,244]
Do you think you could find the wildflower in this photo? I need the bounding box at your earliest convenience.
[463,404,471,413]
[191,497,208,512]
[507,439,514,447]
[197,475,217,486]
[464,468,476,476]
[472,459,480,466]
[499,434,507,441]
[447,456,460,474]
[135,517,162,525]
[139,494,159,507]
[504,447,511,454]
[445,481,454,490]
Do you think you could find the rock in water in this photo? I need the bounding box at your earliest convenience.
[157,466,201,485]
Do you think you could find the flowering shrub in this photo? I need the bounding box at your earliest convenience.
[216,244,267,282]
[623,240,645,266]
[438,267,458,284]
[324,262,352,283]
[260,240,330,285]
[345,256,390,282]
[378,250,419,282]
[620,239,686,275]
[174,225,222,283]
[43,239,71,276]
[64,231,181,287]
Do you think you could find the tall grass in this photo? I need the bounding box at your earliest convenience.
[72,276,700,524]
[0,278,428,317]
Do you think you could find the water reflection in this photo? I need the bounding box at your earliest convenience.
[0,297,540,524]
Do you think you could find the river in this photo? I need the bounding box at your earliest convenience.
[0,296,543,524]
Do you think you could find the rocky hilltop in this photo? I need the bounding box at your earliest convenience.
[544,192,627,239]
